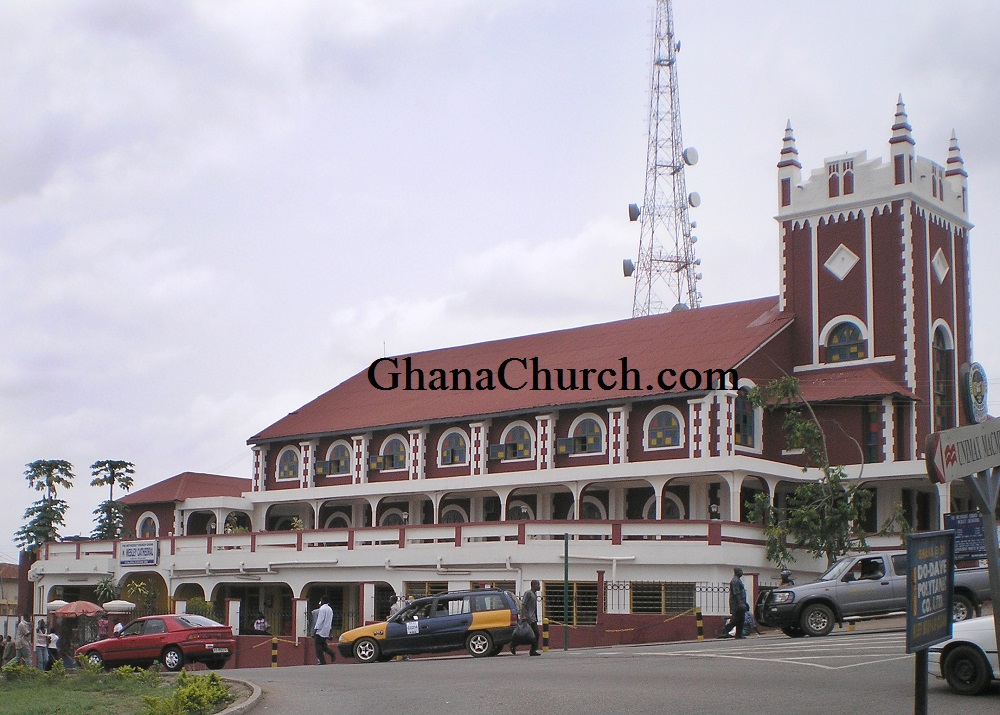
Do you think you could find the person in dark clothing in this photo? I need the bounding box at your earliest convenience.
[511,580,541,656]
[718,567,749,638]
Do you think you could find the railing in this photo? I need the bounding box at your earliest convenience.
[604,580,731,616]
[40,519,771,564]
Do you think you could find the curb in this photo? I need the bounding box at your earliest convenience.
[217,677,263,715]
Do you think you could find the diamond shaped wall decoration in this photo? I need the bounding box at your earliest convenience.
[932,248,950,283]
[824,243,860,281]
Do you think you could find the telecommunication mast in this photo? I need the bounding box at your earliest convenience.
[624,0,702,316]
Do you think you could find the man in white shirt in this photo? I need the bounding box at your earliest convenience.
[312,595,336,664]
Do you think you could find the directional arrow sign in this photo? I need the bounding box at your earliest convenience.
[926,416,1000,484]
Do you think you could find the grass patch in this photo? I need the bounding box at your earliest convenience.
[0,662,232,715]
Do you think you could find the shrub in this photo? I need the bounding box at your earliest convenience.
[140,670,233,715]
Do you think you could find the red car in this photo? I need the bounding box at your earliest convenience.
[75,614,235,671]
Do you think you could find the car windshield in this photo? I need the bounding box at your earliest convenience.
[819,557,854,581]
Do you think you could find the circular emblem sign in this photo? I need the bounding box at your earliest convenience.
[960,362,989,424]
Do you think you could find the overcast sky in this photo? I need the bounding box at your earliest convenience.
[3,1,999,561]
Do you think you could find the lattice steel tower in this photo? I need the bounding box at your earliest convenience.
[626,0,701,316]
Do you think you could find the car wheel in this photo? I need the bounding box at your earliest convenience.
[84,651,104,668]
[781,625,805,638]
[944,645,992,696]
[800,604,834,637]
[162,646,185,672]
[466,631,494,658]
[952,594,974,622]
[205,659,227,670]
[353,637,380,664]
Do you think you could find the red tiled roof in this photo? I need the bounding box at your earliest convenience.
[120,472,250,505]
[795,366,918,403]
[0,563,18,579]
[250,297,792,443]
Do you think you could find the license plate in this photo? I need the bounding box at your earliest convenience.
[212,648,229,654]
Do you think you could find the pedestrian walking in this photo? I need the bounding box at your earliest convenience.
[511,580,541,656]
[2,635,15,666]
[13,614,32,666]
[718,567,749,639]
[34,621,48,670]
[47,630,60,671]
[312,595,336,664]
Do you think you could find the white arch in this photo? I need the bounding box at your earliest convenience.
[379,507,408,526]
[436,428,470,467]
[275,445,300,481]
[323,511,352,529]
[507,499,534,520]
[931,319,954,349]
[818,315,869,346]
[136,511,159,538]
[580,495,607,520]
[440,504,469,524]
[642,405,686,451]
[642,493,684,520]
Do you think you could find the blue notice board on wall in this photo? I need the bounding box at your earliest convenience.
[944,511,986,560]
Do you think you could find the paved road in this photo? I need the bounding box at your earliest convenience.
[229,630,997,715]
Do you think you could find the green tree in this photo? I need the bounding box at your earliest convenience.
[90,460,135,540]
[14,459,75,551]
[744,377,876,568]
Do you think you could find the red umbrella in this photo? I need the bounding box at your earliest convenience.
[53,600,103,617]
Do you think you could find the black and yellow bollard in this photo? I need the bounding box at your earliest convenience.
[542,617,549,652]
[695,607,704,641]
[271,637,278,667]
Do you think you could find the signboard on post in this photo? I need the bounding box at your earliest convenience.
[925,415,1000,485]
[906,530,955,654]
[119,539,159,567]
[944,511,986,561]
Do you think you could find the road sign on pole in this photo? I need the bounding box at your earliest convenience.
[925,415,1000,485]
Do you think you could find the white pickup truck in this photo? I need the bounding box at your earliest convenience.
[757,551,992,637]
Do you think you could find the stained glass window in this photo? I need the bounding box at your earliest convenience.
[330,444,351,474]
[572,418,603,453]
[277,449,298,480]
[734,389,755,448]
[382,438,407,470]
[647,410,681,448]
[826,322,866,362]
[503,425,532,459]
[933,328,955,430]
[440,431,468,465]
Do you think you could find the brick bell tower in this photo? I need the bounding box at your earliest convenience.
[776,96,972,460]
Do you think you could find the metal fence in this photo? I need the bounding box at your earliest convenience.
[605,581,731,616]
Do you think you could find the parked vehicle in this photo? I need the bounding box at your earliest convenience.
[928,615,999,695]
[75,614,235,671]
[337,589,519,662]
[757,551,991,637]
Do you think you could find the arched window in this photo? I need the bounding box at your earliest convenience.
[323,512,351,529]
[642,494,683,520]
[380,508,407,526]
[734,388,756,449]
[580,496,606,520]
[572,417,604,454]
[826,322,867,362]
[440,505,468,524]
[933,327,955,430]
[494,423,533,461]
[372,437,407,471]
[323,442,351,475]
[138,513,158,538]
[439,430,468,466]
[645,407,683,450]
[276,448,299,481]
[507,500,534,520]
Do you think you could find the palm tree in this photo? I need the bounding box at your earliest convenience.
[14,460,75,550]
[90,460,136,540]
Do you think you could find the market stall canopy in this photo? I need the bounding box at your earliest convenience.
[54,600,103,617]
[102,599,136,613]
